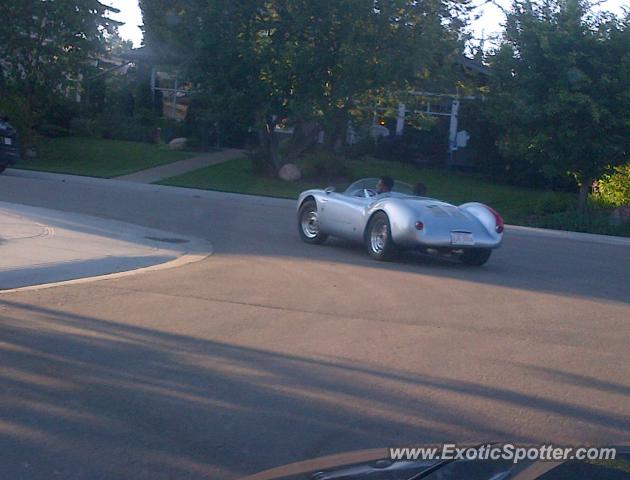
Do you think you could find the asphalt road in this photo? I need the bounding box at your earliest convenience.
[0,169,629,480]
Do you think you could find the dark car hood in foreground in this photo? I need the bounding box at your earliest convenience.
[240,445,630,480]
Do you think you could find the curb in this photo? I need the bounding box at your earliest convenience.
[0,250,212,294]
[506,224,630,247]
[0,201,214,293]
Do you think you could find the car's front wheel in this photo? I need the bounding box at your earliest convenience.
[366,212,396,261]
[298,200,328,244]
[461,248,492,266]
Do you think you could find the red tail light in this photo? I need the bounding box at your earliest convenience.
[486,206,504,233]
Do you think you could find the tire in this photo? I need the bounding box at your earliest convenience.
[461,248,492,266]
[298,200,328,244]
[365,212,396,261]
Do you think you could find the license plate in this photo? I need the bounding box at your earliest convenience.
[3,137,12,145]
[451,232,474,245]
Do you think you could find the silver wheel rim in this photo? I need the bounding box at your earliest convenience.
[370,221,388,254]
[301,209,319,239]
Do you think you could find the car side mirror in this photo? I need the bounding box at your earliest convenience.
[324,186,335,194]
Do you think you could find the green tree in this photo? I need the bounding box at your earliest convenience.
[140,0,468,170]
[0,0,119,128]
[485,0,630,210]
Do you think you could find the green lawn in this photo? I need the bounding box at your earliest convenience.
[159,157,326,199]
[17,137,195,178]
[159,156,575,225]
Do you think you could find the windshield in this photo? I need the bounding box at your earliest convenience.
[344,178,414,195]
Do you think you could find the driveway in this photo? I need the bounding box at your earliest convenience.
[0,169,628,479]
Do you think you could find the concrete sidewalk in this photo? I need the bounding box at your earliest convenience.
[115,148,243,183]
[0,202,212,290]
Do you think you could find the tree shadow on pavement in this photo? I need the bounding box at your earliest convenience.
[1,300,629,480]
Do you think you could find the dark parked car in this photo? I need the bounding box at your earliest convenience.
[0,117,20,173]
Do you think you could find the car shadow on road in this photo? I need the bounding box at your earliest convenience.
[216,228,630,305]
[1,300,628,479]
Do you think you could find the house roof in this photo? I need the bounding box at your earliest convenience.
[458,56,490,76]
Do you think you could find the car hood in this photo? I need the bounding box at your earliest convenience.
[241,449,393,480]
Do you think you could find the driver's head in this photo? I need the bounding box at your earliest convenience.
[376,176,394,193]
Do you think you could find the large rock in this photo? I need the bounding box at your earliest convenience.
[610,205,630,226]
[168,137,187,150]
[278,163,302,182]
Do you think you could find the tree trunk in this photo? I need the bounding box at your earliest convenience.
[331,122,347,153]
[268,127,281,170]
[577,178,592,213]
[285,120,320,162]
[256,111,282,171]
[323,107,349,154]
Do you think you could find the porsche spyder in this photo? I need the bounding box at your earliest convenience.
[296,178,504,265]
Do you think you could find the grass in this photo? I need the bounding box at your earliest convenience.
[159,157,325,199]
[17,137,196,178]
[159,156,574,225]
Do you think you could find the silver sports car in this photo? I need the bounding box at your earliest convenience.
[297,178,504,265]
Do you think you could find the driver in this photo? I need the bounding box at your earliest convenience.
[376,176,393,194]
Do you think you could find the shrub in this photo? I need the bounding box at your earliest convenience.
[345,136,376,159]
[70,112,189,145]
[533,192,575,215]
[155,117,187,143]
[374,126,448,164]
[597,164,630,207]
[70,117,103,138]
[134,83,154,112]
[41,97,80,130]
[527,210,630,237]
[96,113,152,142]
[37,124,71,138]
[248,149,274,175]
[298,152,349,180]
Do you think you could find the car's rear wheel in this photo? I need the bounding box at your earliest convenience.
[366,212,396,261]
[298,200,328,244]
[461,248,492,266]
